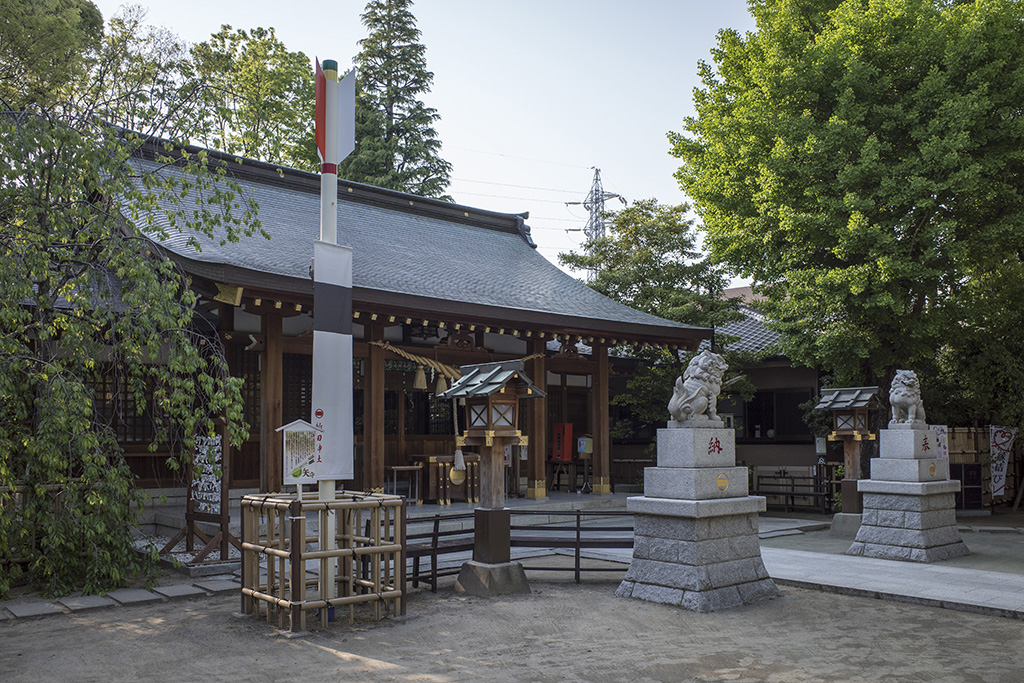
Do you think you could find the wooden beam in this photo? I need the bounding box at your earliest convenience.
[261,311,284,492]
[591,343,611,494]
[526,339,548,499]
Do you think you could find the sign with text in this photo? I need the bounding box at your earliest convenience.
[279,420,321,486]
[990,426,1017,497]
[192,435,223,515]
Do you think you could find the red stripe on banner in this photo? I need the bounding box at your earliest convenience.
[321,163,337,175]
[315,59,326,163]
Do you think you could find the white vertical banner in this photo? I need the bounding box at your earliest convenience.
[933,425,949,462]
[990,426,1017,497]
[311,240,354,480]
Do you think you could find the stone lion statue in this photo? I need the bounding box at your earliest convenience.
[668,350,728,424]
[889,369,927,426]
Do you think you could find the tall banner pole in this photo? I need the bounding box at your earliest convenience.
[311,58,356,606]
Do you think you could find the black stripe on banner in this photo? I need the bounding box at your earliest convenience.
[313,282,353,335]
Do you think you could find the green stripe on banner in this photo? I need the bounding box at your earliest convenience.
[314,282,352,335]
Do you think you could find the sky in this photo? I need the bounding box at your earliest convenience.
[90,0,757,274]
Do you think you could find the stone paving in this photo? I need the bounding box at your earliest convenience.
[0,573,241,621]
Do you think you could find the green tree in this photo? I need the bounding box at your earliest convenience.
[672,0,1024,399]
[190,25,316,169]
[559,199,739,327]
[0,6,259,598]
[559,200,752,439]
[0,0,102,109]
[338,0,452,198]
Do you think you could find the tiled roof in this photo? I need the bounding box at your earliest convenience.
[440,360,546,399]
[132,154,709,343]
[708,305,782,355]
[815,387,882,411]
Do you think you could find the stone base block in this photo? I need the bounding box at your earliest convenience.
[853,522,964,548]
[847,487,969,563]
[861,506,956,530]
[627,495,766,518]
[879,428,938,459]
[858,479,960,496]
[870,458,948,482]
[644,466,749,500]
[657,428,735,468]
[455,561,531,597]
[634,512,758,541]
[617,510,778,612]
[616,577,779,613]
[848,540,970,562]
[862,491,957,513]
[633,531,761,565]
[829,513,862,538]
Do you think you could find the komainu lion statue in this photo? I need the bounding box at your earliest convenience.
[889,369,927,426]
[668,350,728,424]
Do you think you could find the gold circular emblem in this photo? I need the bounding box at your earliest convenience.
[929,463,937,478]
[449,467,467,486]
[716,473,729,492]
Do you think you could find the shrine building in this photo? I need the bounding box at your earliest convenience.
[127,144,712,499]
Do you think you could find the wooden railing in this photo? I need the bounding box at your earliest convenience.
[405,509,633,590]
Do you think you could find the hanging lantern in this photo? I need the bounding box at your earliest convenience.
[412,364,427,390]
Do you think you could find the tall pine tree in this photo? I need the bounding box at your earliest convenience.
[339,0,452,199]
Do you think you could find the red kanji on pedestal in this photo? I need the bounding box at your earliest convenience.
[708,437,723,455]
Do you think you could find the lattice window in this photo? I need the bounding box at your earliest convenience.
[428,395,453,435]
[236,348,261,433]
[282,353,313,425]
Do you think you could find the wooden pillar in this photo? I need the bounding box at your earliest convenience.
[526,339,547,499]
[591,343,611,494]
[260,311,283,492]
[364,323,386,493]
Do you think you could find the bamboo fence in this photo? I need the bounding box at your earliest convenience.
[239,490,406,633]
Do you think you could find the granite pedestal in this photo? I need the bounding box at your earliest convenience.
[616,423,779,612]
[847,427,969,562]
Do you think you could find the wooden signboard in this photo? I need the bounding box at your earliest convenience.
[160,425,240,564]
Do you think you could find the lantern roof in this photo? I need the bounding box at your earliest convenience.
[439,360,546,400]
[814,387,882,411]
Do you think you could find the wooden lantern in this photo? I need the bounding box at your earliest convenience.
[815,387,882,508]
[815,387,882,442]
[442,360,545,448]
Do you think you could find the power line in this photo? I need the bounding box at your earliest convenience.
[452,178,581,194]
[453,191,568,205]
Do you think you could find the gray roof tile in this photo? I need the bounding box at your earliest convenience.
[135,157,708,341]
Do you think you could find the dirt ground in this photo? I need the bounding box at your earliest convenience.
[3,557,1024,683]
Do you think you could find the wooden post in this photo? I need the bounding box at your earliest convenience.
[241,498,257,615]
[261,311,284,492]
[591,343,611,494]
[397,500,407,616]
[480,443,505,510]
[526,339,547,499]
[365,323,386,492]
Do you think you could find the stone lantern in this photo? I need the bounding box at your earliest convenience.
[815,386,882,515]
[440,360,545,596]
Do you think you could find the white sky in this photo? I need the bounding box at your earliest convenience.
[91,0,756,274]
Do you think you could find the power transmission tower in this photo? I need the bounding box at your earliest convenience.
[567,167,625,281]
